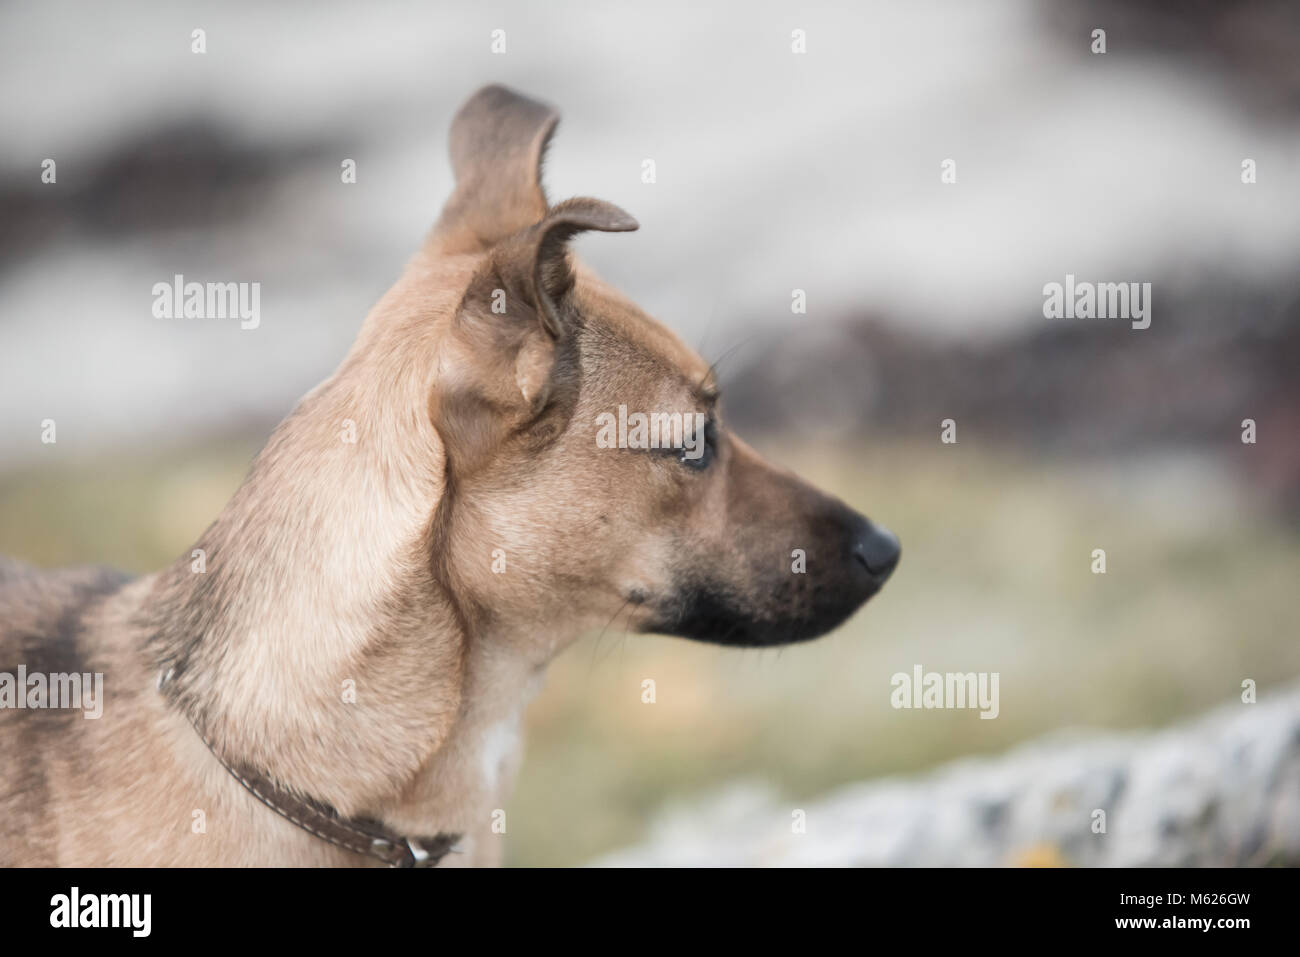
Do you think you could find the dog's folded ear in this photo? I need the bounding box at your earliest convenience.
[460,195,637,346]
[459,193,638,329]
[434,197,637,472]
[528,197,639,337]
[434,85,560,252]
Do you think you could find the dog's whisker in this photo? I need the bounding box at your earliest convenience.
[588,597,634,673]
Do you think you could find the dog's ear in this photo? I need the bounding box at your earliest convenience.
[433,197,637,472]
[526,197,640,337]
[481,196,638,348]
[433,85,559,252]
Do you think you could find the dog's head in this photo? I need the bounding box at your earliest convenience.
[418,85,898,650]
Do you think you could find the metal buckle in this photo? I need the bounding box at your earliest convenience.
[370,837,406,868]
[406,838,434,868]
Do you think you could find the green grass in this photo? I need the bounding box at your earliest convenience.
[3,435,1297,866]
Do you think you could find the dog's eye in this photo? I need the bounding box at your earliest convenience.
[680,445,711,471]
[679,418,716,471]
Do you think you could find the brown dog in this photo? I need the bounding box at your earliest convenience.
[0,85,899,867]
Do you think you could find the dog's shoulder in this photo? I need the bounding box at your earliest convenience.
[0,561,133,863]
[0,561,133,669]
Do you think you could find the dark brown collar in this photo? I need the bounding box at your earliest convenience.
[162,669,459,867]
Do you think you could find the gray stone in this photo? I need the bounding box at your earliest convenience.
[593,686,1300,867]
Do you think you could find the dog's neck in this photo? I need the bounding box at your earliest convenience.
[139,271,544,835]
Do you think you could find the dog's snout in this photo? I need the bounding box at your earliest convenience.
[852,520,901,580]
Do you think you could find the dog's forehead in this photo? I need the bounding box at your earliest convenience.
[573,277,715,403]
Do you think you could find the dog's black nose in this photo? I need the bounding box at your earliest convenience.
[852,521,901,580]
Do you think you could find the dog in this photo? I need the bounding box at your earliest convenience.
[0,85,899,867]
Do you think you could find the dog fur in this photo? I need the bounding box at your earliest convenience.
[0,86,898,866]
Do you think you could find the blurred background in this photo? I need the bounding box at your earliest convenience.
[1,0,1298,865]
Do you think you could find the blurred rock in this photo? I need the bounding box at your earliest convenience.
[592,685,1300,866]
[1047,0,1300,116]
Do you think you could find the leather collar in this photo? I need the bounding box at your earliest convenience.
[162,669,459,867]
